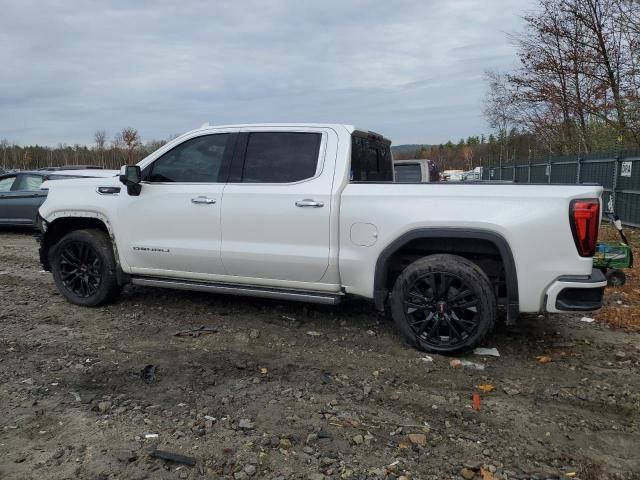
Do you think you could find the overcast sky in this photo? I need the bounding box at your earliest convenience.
[0,0,531,146]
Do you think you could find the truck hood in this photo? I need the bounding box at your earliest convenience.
[50,169,119,178]
[41,172,120,191]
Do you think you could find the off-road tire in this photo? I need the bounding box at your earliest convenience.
[50,229,121,307]
[390,254,497,354]
[606,269,626,287]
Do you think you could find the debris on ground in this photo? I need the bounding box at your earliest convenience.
[480,467,498,480]
[150,449,197,466]
[472,392,481,411]
[477,384,495,393]
[238,418,255,430]
[580,316,595,323]
[449,359,485,371]
[174,325,219,337]
[140,364,159,384]
[502,386,521,396]
[407,433,426,445]
[473,347,500,357]
[306,331,322,336]
[144,433,159,439]
[460,467,476,479]
[615,351,627,361]
[536,355,553,364]
[419,355,434,363]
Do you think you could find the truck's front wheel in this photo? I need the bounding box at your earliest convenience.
[50,229,121,307]
[390,254,496,354]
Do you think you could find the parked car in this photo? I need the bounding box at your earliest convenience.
[0,169,117,227]
[394,159,440,182]
[441,169,465,181]
[37,124,606,353]
[460,167,483,182]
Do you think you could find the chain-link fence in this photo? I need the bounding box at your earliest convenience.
[480,154,640,227]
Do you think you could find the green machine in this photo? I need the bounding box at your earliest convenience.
[594,215,634,286]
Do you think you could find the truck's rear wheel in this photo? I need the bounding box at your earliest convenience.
[50,229,121,307]
[390,254,496,354]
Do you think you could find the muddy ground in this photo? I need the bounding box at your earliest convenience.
[1,231,639,480]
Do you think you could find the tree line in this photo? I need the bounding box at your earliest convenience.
[392,132,540,171]
[0,128,171,171]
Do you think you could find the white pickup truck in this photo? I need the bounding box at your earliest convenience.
[37,124,606,353]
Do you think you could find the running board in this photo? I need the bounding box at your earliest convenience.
[130,276,343,305]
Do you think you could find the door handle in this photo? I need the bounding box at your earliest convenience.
[295,199,324,208]
[191,196,216,205]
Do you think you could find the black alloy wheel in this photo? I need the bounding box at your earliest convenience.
[59,241,103,297]
[390,254,496,354]
[50,229,122,307]
[403,271,479,351]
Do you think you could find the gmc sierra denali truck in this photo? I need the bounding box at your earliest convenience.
[37,124,606,353]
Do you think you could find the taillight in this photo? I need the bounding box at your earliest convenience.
[570,199,600,257]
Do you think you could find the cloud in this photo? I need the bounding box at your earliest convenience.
[0,0,528,146]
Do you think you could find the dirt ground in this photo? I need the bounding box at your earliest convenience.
[1,230,639,480]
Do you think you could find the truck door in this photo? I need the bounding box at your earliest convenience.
[117,132,235,276]
[220,128,336,283]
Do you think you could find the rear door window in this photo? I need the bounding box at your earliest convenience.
[394,163,422,183]
[240,132,322,183]
[12,174,44,191]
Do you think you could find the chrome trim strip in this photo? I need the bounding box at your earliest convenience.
[130,276,342,305]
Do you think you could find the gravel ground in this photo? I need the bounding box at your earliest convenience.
[1,231,639,480]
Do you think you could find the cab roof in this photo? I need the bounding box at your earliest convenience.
[189,123,391,142]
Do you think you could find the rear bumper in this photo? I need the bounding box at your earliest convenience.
[545,269,606,313]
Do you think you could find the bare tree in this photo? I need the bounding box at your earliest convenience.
[617,0,640,142]
[484,71,518,162]
[93,130,107,166]
[484,0,640,156]
[120,127,141,164]
[0,138,8,168]
[462,145,475,169]
[94,130,107,150]
[567,0,628,138]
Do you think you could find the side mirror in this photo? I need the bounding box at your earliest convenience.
[119,165,142,196]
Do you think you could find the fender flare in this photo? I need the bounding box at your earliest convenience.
[39,211,127,284]
[373,228,519,324]
[42,210,116,236]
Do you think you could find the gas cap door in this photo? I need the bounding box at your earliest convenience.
[350,223,378,247]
